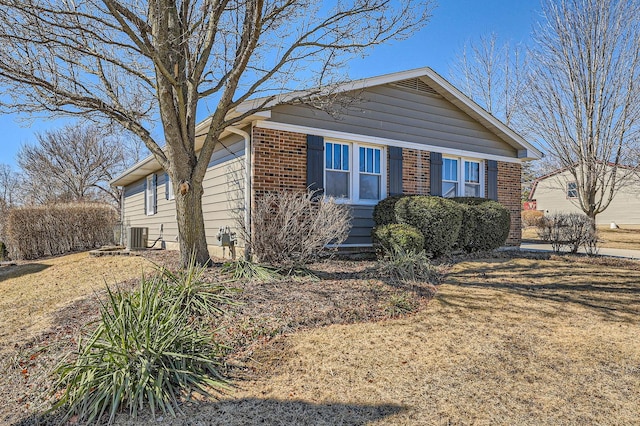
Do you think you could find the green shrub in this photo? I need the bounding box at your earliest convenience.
[451,198,511,252]
[394,195,463,257]
[378,249,441,283]
[373,195,410,226]
[372,223,424,255]
[53,266,231,423]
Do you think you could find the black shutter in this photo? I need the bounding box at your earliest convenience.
[487,160,498,200]
[388,146,403,196]
[430,152,443,196]
[152,174,158,213]
[306,135,324,195]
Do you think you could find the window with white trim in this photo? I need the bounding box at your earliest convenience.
[324,141,385,203]
[166,174,175,200]
[442,157,484,198]
[146,174,156,215]
[567,181,578,198]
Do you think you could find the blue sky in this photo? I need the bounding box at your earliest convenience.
[0,0,541,168]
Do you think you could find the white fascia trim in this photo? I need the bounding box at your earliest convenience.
[255,120,523,164]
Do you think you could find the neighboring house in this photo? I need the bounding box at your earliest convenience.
[529,165,640,225]
[111,67,542,256]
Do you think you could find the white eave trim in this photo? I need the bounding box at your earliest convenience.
[255,120,524,164]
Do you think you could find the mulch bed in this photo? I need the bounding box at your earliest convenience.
[1,250,441,425]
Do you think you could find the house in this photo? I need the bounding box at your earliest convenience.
[110,67,542,256]
[529,165,640,225]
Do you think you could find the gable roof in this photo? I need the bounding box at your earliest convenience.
[111,67,542,187]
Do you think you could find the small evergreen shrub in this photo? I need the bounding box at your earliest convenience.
[372,223,425,255]
[372,194,413,226]
[395,195,463,257]
[473,201,511,251]
[0,241,6,261]
[450,198,511,252]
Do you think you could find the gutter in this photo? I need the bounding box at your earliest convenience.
[227,126,252,260]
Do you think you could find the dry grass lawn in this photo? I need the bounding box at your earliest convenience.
[0,252,151,351]
[114,255,640,425]
[523,224,640,250]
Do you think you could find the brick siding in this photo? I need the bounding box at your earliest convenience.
[401,149,430,195]
[497,161,522,246]
[251,127,307,195]
[251,126,522,247]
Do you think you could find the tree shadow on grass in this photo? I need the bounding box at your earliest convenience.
[0,263,50,283]
[440,256,640,322]
[12,398,404,426]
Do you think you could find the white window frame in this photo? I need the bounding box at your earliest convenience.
[324,139,387,205]
[567,181,578,199]
[442,156,485,198]
[166,175,175,200]
[146,174,156,216]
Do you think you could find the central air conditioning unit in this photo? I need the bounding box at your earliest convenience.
[127,227,148,250]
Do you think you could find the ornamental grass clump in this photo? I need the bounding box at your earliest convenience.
[52,265,232,424]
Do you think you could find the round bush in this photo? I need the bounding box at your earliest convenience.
[394,195,463,257]
[455,200,510,252]
[373,195,413,226]
[372,223,425,255]
[453,202,478,251]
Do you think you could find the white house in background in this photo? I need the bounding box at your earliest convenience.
[529,165,640,225]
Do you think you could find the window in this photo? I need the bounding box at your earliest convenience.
[442,157,484,198]
[359,146,381,200]
[325,142,350,198]
[567,182,578,198]
[146,174,156,215]
[464,161,481,197]
[324,141,385,203]
[443,158,458,197]
[166,174,174,200]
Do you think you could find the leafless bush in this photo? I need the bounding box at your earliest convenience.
[247,190,351,269]
[537,212,596,254]
[521,210,544,227]
[6,203,118,259]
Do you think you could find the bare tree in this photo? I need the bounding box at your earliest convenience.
[450,33,533,199]
[526,0,640,221]
[0,0,433,266]
[0,163,20,207]
[17,124,127,206]
[450,33,529,131]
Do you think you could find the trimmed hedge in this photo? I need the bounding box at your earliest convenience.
[373,195,414,226]
[395,196,463,257]
[452,197,511,252]
[372,223,425,254]
[6,203,118,260]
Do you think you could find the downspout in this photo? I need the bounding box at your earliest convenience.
[227,126,252,260]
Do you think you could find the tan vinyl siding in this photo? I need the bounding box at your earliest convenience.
[534,170,640,225]
[122,136,246,248]
[270,84,518,158]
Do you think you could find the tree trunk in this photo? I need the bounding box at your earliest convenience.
[174,177,210,267]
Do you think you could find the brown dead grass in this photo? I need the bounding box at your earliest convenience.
[523,225,640,250]
[5,252,640,425]
[0,252,152,350]
[112,255,640,425]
